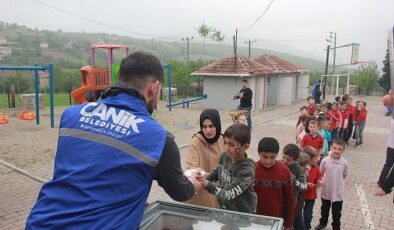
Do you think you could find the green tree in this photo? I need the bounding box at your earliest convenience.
[196,22,213,58]
[379,41,391,92]
[210,30,225,47]
[353,62,379,95]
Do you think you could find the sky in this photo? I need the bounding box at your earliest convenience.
[2,0,394,70]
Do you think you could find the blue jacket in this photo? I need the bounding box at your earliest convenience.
[26,93,166,230]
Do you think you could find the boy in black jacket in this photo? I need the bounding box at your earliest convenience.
[198,123,257,213]
[283,143,308,230]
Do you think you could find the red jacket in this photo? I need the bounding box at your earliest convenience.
[301,133,324,153]
[304,164,321,200]
[254,161,295,229]
[307,106,315,116]
[347,104,355,117]
[354,109,368,122]
[341,111,349,128]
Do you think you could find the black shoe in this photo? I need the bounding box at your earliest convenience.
[314,225,327,230]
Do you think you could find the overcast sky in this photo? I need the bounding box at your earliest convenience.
[2,0,394,70]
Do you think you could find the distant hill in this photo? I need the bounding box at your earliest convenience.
[0,22,326,71]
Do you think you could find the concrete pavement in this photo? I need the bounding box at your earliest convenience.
[1,96,393,229]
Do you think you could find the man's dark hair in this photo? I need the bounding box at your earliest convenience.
[258,137,280,154]
[331,138,345,149]
[118,52,163,90]
[318,80,321,83]
[283,143,300,160]
[223,123,251,146]
[241,79,248,83]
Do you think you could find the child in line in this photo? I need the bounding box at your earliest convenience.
[283,144,308,230]
[296,106,309,127]
[315,139,348,230]
[344,97,355,145]
[296,115,309,144]
[303,146,323,230]
[198,123,257,213]
[307,96,316,117]
[317,116,329,157]
[354,101,368,147]
[301,119,324,155]
[331,102,342,139]
[254,137,295,230]
[339,103,349,141]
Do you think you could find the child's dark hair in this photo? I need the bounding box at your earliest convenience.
[325,102,332,110]
[332,101,339,107]
[258,137,280,154]
[283,143,300,160]
[334,96,341,102]
[300,106,308,111]
[331,138,345,149]
[317,115,328,126]
[303,146,318,159]
[307,96,315,101]
[300,114,309,123]
[341,95,349,103]
[223,123,251,146]
[241,79,248,83]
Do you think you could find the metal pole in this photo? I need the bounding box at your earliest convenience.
[248,40,251,58]
[34,64,40,126]
[346,74,350,94]
[333,32,337,74]
[49,63,55,128]
[167,64,172,112]
[323,45,330,99]
[336,74,339,96]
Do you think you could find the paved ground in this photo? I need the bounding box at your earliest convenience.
[1,96,393,229]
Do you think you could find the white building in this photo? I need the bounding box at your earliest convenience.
[192,55,309,111]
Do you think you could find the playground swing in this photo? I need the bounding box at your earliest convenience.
[0,64,55,128]
[163,64,207,111]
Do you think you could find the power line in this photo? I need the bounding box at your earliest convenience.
[32,0,180,41]
[238,0,276,33]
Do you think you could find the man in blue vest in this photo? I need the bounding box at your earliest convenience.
[26,52,201,229]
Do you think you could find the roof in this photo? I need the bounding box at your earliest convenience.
[253,55,306,73]
[192,56,272,76]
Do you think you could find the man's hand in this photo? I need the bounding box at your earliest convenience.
[195,173,209,188]
[188,173,202,194]
[375,187,386,197]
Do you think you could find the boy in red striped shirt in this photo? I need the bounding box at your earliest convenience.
[301,119,324,155]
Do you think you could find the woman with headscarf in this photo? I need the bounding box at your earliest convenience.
[185,109,225,208]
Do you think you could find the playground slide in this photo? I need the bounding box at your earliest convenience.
[71,85,94,104]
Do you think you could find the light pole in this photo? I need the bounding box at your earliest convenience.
[244,39,257,58]
[182,37,193,64]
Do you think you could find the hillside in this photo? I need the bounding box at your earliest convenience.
[0,22,326,71]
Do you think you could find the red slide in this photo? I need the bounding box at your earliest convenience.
[71,85,94,104]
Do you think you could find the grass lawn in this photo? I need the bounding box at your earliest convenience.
[0,93,73,109]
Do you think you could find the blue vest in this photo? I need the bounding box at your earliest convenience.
[26,93,166,230]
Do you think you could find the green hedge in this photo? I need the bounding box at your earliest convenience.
[0,93,73,109]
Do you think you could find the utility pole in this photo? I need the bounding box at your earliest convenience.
[234,29,238,69]
[182,37,193,64]
[328,31,337,74]
[323,45,330,100]
[244,39,257,58]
